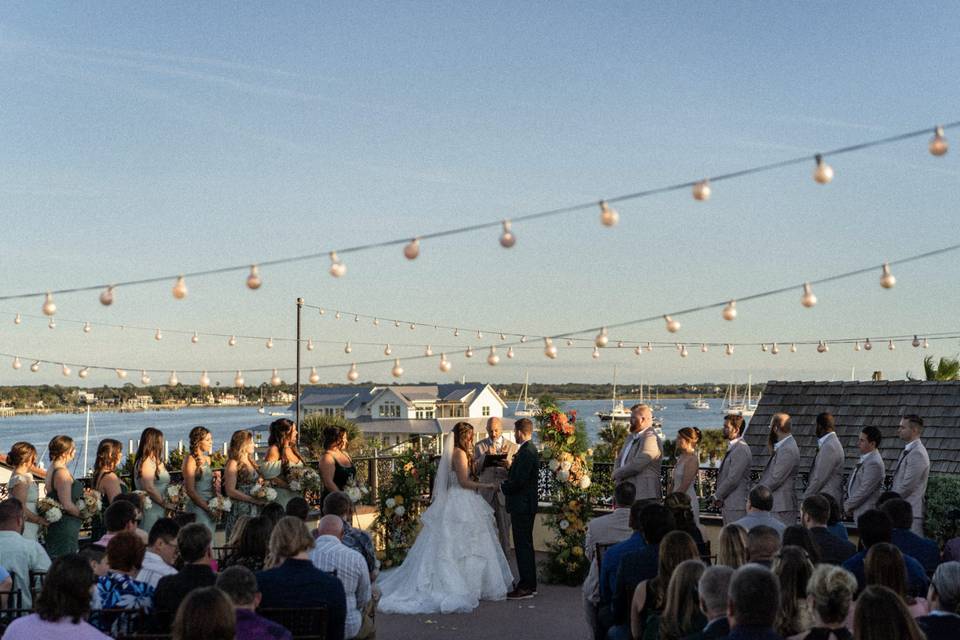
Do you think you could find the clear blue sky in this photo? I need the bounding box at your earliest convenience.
[1,2,959,387]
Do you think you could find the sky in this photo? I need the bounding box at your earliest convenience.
[1,2,959,387]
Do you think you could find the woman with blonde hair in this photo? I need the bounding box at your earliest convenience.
[773,546,816,638]
[265,514,315,568]
[788,564,857,640]
[853,585,926,640]
[657,559,707,640]
[45,435,84,558]
[672,427,702,524]
[717,523,749,569]
[6,442,45,540]
[223,430,267,540]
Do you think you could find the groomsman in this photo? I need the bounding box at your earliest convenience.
[612,404,662,502]
[758,412,800,526]
[474,417,518,562]
[714,414,752,525]
[891,414,930,535]
[803,412,845,505]
[844,426,885,521]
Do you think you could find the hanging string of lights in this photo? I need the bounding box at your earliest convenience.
[5,122,954,313]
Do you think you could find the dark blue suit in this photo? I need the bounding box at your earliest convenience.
[501,439,540,591]
[917,613,960,640]
[809,526,857,565]
[682,616,729,640]
[891,528,940,575]
[611,544,659,624]
[723,625,783,640]
[841,549,930,597]
[256,558,347,640]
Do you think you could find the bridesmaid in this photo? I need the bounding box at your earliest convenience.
[262,418,305,508]
[91,439,128,541]
[318,426,356,503]
[223,430,268,539]
[6,442,45,541]
[672,427,703,524]
[134,428,174,532]
[45,435,83,559]
[182,426,216,532]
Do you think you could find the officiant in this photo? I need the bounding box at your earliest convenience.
[474,417,518,563]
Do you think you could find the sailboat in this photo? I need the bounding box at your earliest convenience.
[652,388,665,411]
[686,394,710,410]
[596,366,631,422]
[727,375,760,417]
[513,372,538,417]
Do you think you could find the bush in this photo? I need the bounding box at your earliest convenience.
[925,474,960,542]
[299,413,367,458]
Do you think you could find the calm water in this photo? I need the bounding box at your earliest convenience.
[0,397,734,467]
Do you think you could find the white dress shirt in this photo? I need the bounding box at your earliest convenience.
[136,550,177,589]
[774,434,794,451]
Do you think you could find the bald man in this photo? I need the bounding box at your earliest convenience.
[758,412,801,526]
[312,515,373,640]
[474,417,519,564]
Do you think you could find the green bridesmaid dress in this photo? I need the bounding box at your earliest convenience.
[44,474,83,559]
[186,463,216,533]
[136,465,170,533]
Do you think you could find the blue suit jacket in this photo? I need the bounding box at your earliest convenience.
[256,558,347,640]
[599,531,645,605]
[611,544,659,624]
[891,528,940,575]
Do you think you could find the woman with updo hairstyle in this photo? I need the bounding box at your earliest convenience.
[134,427,173,532]
[90,438,127,540]
[223,429,267,539]
[672,427,702,524]
[318,425,356,501]
[262,418,305,508]
[787,564,857,640]
[853,585,926,640]
[664,491,705,547]
[773,545,816,638]
[6,441,45,540]
[170,586,236,640]
[717,523,749,569]
[182,426,216,533]
[45,435,84,558]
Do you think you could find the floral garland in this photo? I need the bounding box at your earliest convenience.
[538,404,596,585]
[373,446,437,568]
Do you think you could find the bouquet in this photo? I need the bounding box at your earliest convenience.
[165,484,185,512]
[206,496,232,522]
[345,477,370,504]
[132,490,153,512]
[287,466,322,493]
[77,488,102,521]
[37,496,63,524]
[250,484,278,502]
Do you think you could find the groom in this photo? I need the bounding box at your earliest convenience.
[500,417,539,600]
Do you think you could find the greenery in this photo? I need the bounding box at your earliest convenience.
[911,355,960,381]
[299,413,369,458]
[593,422,629,462]
[925,474,960,542]
[373,445,438,568]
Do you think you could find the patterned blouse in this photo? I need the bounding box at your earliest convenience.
[92,571,155,635]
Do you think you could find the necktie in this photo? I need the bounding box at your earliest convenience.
[848,462,862,490]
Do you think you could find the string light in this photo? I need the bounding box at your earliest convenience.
[329,252,346,278]
[646,342,653,352]
[700,343,708,353]
[923,337,929,348]
[318,308,325,315]
[391,358,403,378]
[83,322,92,333]
[424,345,434,357]
[544,337,558,359]
[592,346,600,359]
[507,346,515,359]
[344,341,352,354]
[771,342,780,355]
[384,344,392,356]
[439,353,452,372]
[409,323,416,330]
[880,263,896,289]
[500,332,506,341]
[465,346,474,358]
[48,318,55,329]
[309,367,320,384]
[790,343,797,352]
[168,371,179,386]
[864,338,873,351]
[270,369,282,386]
[14,313,21,324]
[888,339,896,351]
[172,276,188,300]
[246,265,262,290]
[228,335,237,347]
[348,363,360,382]
[817,341,829,353]
[404,238,420,260]
[854,341,861,352]
[930,126,948,156]
[599,200,619,227]
[61,363,71,376]
[566,339,574,346]
[813,154,834,184]
[617,340,624,348]
[155,329,163,341]
[692,179,711,201]
[722,300,737,321]
[761,343,768,352]
[476,330,483,339]
[488,346,500,366]
[595,327,609,347]
[99,287,114,306]
[680,345,688,358]
[634,346,642,356]
[454,328,460,337]
[499,220,516,248]
[234,371,245,387]
[191,332,199,344]
[355,314,360,323]
[373,318,380,327]
[116,368,127,379]
[912,335,921,347]
[664,315,680,333]
[12,356,21,369]
[30,361,40,372]
[520,336,527,343]
[199,371,210,387]
[306,338,315,351]
[141,370,151,384]
[42,293,56,316]
[335,312,342,320]
[801,283,817,308]
[725,344,734,356]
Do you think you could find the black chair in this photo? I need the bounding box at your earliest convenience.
[595,542,615,575]
[212,546,234,564]
[28,571,46,606]
[258,606,328,639]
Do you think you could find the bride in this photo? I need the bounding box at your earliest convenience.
[378,421,514,614]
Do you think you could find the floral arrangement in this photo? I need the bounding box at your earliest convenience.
[165,484,185,511]
[207,496,233,522]
[538,403,596,585]
[374,446,437,568]
[37,496,63,524]
[77,488,103,521]
[344,477,370,504]
[287,466,322,493]
[251,484,278,502]
[132,490,153,512]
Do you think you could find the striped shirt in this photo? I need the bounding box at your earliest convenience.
[310,535,370,640]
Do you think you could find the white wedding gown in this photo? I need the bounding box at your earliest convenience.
[378,437,513,614]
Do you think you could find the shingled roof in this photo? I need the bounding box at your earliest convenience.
[744,380,960,475]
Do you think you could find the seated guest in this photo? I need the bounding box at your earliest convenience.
[599,499,652,608]
[137,518,180,588]
[772,546,815,638]
[91,532,154,635]
[583,482,636,639]
[841,510,929,598]
[285,496,310,521]
[684,565,733,640]
[80,546,110,579]
[879,498,940,575]
[916,561,960,640]
[665,491,706,548]
[92,499,140,548]
[734,486,787,536]
[0,498,52,610]
[153,523,217,622]
[821,494,848,541]
[787,564,857,640]
[860,543,928,617]
[650,559,707,640]
[1,554,110,639]
[800,496,856,566]
[260,502,286,530]
[783,526,822,565]
[0,565,11,608]
[221,516,272,572]
[746,526,782,568]
[256,516,347,640]
[170,586,235,640]
[322,491,378,577]
[853,585,926,640]
[224,514,252,549]
[624,531,699,640]
[943,535,960,563]
[717,524,749,569]
[610,504,676,628]
[216,566,292,640]
[312,515,374,640]
[726,564,782,640]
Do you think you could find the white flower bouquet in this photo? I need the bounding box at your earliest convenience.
[287,466,322,493]
[77,489,102,521]
[344,477,370,503]
[251,484,278,502]
[132,490,153,512]
[165,484,184,511]
[37,496,63,524]
[207,495,233,522]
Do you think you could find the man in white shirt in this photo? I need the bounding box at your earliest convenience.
[311,515,372,640]
[803,412,845,506]
[844,426,885,521]
[583,482,636,639]
[0,498,51,610]
[758,412,801,526]
[473,417,518,562]
[136,518,180,588]
[891,414,931,535]
[612,404,662,501]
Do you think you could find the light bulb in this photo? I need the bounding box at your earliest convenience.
[476,330,483,339]
[725,344,734,356]
[319,308,326,315]
[595,327,609,348]
[454,328,460,337]
[391,358,403,378]
[817,341,828,353]
[30,361,40,372]
[692,179,711,201]
[664,315,680,333]
[168,371,179,386]
[191,332,199,344]
[912,335,921,348]
[499,220,516,248]
[617,340,624,348]
[42,292,56,316]
[880,263,896,289]
[488,347,500,366]
[228,335,237,347]
[507,346,515,359]
[373,318,380,327]
[99,286,114,306]
[141,370,151,384]
[344,341,352,354]
[270,369,282,386]
[888,340,896,351]
[923,338,929,348]
[154,328,162,341]
[410,323,416,331]
[701,343,708,353]
[854,341,861,352]
[813,154,834,184]
[309,367,320,384]
[348,363,360,382]
[116,368,127,379]
[771,343,780,355]
[634,345,642,356]
[329,252,346,277]
[424,345,433,357]
[790,343,797,353]
[199,371,210,387]
[355,314,360,323]
[646,342,653,352]
[520,335,528,343]
[439,353,452,372]
[384,344,392,356]
[465,346,474,358]
[83,321,92,334]
[48,318,56,329]
[722,300,737,321]
[404,238,420,260]
[307,338,314,351]
[394,319,400,327]
[12,356,21,370]
[592,346,600,359]
[246,264,262,290]
[335,311,342,320]
[61,363,71,377]
[172,276,188,300]
[761,343,768,352]
[864,338,873,351]
[566,339,574,346]
[265,337,274,349]
[929,126,948,156]
[801,283,817,308]
[234,371,245,387]
[14,313,21,324]
[544,337,558,359]
[599,200,619,227]
[680,345,688,358]
[499,332,506,341]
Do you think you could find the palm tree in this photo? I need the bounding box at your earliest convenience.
[921,355,960,381]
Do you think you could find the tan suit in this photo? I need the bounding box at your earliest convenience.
[612,427,663,501]
[474,436,518,561]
